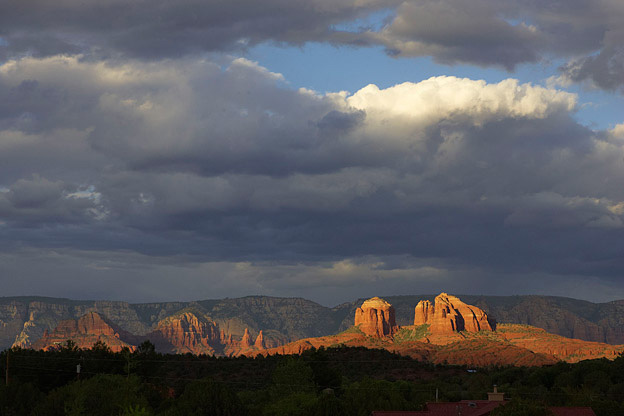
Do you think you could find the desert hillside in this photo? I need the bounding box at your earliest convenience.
[2,293,624,356]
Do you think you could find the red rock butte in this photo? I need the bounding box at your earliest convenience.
[355,297,398,337]
[27,294,624,366]
[414,293,492,334]
[150,312,222,355]
[31,311,135,352]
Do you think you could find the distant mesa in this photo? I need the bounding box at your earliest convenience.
[355,297,398,337]
[414,293,493,334]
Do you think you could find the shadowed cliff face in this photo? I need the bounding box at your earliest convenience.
[1,294,624,352]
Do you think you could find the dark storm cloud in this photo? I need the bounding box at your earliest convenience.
[0,1,623,303]
[0,175,100,225]
[2,53,624,304]
[350,0,624,89]
[2,0,624,91]
[362,0,542,69]
[561,45,624,91]
[0,0,394,59]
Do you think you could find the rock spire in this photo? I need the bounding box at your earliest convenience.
[254,330,265,349]
[354,297,398,337]
[241,328,253,347]
[414,293,492,334]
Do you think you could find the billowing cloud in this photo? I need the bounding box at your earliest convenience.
[1,54,624,302]
[2,0,623,90]
[560,44,624,91]
[353,0,624,90]
[356,0,542,69]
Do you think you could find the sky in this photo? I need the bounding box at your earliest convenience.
[1,0,624,306]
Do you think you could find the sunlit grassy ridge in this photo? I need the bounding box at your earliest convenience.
[338,326,365,336]
[393,325,430,344]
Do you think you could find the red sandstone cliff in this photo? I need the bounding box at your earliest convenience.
[147,312,222,355]
[27,295,624,367]
[354,297,398,337]
[30,312,135,352]
[31,311,270,356]
[414,293,492,334]
[147,314,269,356]
[222,327,270,356]
[259,296,624,366]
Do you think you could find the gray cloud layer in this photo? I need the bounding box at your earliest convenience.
[1,54,624,302]
[0,0,390,59]
[2,0,623,90]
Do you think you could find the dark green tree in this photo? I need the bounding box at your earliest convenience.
[162,378,245,416]
[135,340,157,356]
[313,392,344,416]
[271,358,316,396]
[0,381,44,416]
[32,374,150,416]
[341,378,425,416]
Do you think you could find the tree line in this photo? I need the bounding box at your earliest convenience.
[1,341,624,415]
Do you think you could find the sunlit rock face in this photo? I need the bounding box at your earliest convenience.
[413,300,435,326]
[414,293,493,334]
[148,312,222,355]
[254,330,265,349]
[240,328,253,347]
[30,312,135,352]
[29,307,272,356]
[354,297,398,338]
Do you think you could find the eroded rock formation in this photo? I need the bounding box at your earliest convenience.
[147,312,222,354]
[355,297,398,337]
[31,312,135,352]
[32,310,270,356]
[24,294,624,366]
[254,330,265,349]
[3,295,624,353]
[414,293,492,334]
[240,328,253,348]
[413,300,435,326]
